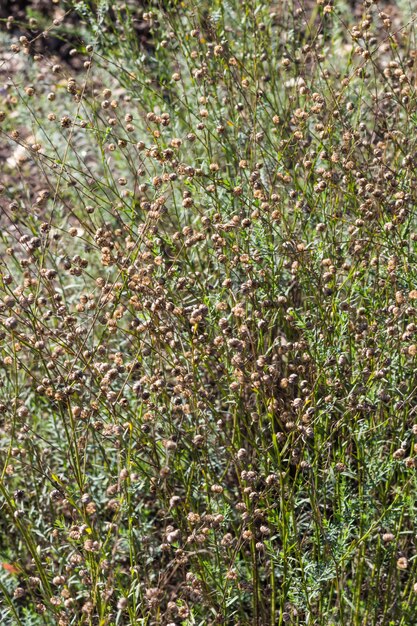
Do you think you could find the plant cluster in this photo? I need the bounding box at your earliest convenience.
[1,0,417,624]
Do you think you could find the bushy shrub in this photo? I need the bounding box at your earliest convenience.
[1,1,417,624]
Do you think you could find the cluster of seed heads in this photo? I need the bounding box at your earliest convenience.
[1,0,417,624]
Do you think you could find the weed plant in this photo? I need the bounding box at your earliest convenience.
[1,0,417,624]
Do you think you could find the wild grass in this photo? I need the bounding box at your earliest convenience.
[1,0,417,624]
